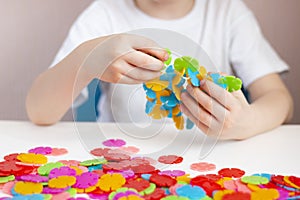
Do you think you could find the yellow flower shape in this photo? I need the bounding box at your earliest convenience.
[98,173,126,192]
[213,189,234,200]
[17,153,47,164]
[251,188,279,200]
[176,174,191,184]
[119,195,144,200]
[14,181,43,195]
[145,78,169,92]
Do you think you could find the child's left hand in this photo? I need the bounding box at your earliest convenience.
[180,79,255,140]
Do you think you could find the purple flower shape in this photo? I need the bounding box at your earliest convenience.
[18,174,49,183]
[28,146,52,155]
[88,193,109,200]
[102,139,126,147]
[159,170,185,177]
[49,166,76,179]
[43,187,70,194]
[73,172,99,189]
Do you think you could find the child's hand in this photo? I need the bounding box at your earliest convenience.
[180,80,255,140]
[84,34,168,84]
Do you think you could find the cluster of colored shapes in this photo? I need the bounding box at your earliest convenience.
[0,141,299,199]
[143,50,243,130]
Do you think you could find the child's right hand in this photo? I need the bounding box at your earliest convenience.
[83,34,169,84]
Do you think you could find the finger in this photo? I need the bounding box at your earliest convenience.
[231,90,249,104]
[180,103,209,134]
[128,34,169,61]
[186,84,228,120]
[180,92,217,128]
[117,59,161,81]
[117,74,143,84]
[201,79,237,110]
[138,47,169,62]
[123,50,164,71]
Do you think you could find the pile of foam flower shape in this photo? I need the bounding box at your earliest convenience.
[143,49,243,130]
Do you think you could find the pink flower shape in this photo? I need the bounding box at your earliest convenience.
[58,160,80,167]
[119,146,140,154]
[49,148,68,156]
[190,162,216,172]
[159,170,185,177]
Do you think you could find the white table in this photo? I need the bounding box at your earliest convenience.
[0,121,299,178]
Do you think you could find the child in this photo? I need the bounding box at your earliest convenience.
[26,0,293,140]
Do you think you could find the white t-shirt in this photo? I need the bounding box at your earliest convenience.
[51,0,288,123]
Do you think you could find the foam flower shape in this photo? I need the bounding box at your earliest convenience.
[49,166,76,178]
[143,188,166,200]
[160,93,179,108]
[218,168,245,178]
[241,175,269,185]
[145,99,157,114]
[159,170,185,177]
[90,148,111,157]
[285,176,300,189]
[145,78,169,92]
[190,162,216,172]
[109,170,134,179]
[209,73,227,89]
[49,148,68,156]
[187,68,200,87]
[19,174,48,183]
[175,184,206,200]
[174,56,199,74]
[213,189,234,200]
[139,183,156,196]
[143,84,157,99]
[48,175,76,189]
[0,175,15,184]
[37,162,64,176]
[73,172,99,189]
[98,173,126,192]
[119,146,140,154]
[251,188,279,200]
[150,174,177,187]
[164,48,172,66]
[17,153,48,165]
[124,179,150,192]
[222,192,251,200]
[102,139,126,147]
[186,118,195,130]
[173,114,184,130]
[158,155,183,164]
[14,181,43,195]
[28,146,52,155]
[221,76,243,92]
[42,187,70,194]
[58,160,80,167]
[161,195,189,200]
[80,158,107,167]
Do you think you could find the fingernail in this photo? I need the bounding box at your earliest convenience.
[200,79,206,86]
[187,85,193,93]
[180,92,186,100]
[179,104,184,111]
[164,53,169,61]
